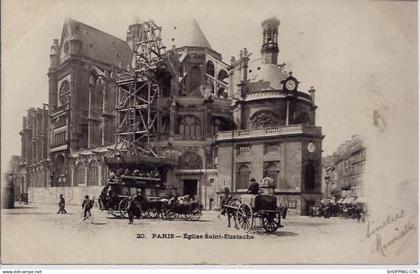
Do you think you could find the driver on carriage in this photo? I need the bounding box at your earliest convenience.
[246,178,260,195]
[168,190,180,207]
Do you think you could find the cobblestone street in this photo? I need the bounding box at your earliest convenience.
[1,203,414,265]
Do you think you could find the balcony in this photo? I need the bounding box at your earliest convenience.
[215,125,322,142]
[177,96,231,108]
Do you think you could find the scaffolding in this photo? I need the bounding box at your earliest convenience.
[114,20,167,157]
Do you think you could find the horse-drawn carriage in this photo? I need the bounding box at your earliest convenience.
[222,178,284,233]
[99,181,203,221]
[98,175,167,218]
[98,154,173,218]
[162,195,202,221]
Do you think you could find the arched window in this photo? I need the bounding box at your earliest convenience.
[237,164,251,189]
[34,169,39,187]
[179,115,201,140]
[58,80,70,106]
[264,162,279,187]
[217,69,229,98]
[211,118,226,137]
[32,169,36,187]
[102,163,109,182]
[217,69,228,83]
[53,154,66,186]
[87,160,99,186]
[294,112,311,126]
[206,61,215,77]
[251,111,279,129]
[203,77,214,96]
[189,66,202,92]
[89,70,98,86]
[75,162,86,186]
[179,151,203,170]
[39,168,45,188]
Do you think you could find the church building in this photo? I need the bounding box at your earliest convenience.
[20,16,322,214]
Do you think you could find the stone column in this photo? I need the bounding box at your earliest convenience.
[279,143,286,189]
[202,102,212,139]
[169,99,176,142]
[84,160,89,186]
[98,155,104,186]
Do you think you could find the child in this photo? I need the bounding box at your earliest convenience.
[82,195,93,221]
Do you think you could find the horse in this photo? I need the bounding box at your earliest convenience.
[220,195,242,229]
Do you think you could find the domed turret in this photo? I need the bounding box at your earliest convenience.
[261,17,280,65]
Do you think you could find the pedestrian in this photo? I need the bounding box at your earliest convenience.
[82,195,93,221]
[57,194,67,214]
[127,197,135,224]
[282,204,288,219]
[127,190,142,224]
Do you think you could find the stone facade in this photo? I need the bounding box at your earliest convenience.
[18,106,49,195]
[215,18,322,215]
[323,135,366,200]
[18,17,323,213]
[47,19,130,191]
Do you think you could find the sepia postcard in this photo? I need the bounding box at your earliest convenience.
[1,0,418,266]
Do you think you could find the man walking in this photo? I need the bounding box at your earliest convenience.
[57,194,67,214]
[127,190,142,224]
[82,195,93,221]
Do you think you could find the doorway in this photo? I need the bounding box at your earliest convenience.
[183,179,198,198]
[305,200,315,216]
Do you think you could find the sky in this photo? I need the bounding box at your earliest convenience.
[1,0,417,179]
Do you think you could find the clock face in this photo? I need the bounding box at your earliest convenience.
[285,79,297,91]
[307,142,316,153]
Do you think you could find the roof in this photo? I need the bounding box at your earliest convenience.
[162,18,212,49]
[64,18,132,68]
[262,17,280,27]
[246,58,288,92]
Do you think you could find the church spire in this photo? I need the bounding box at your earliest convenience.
[166,18,212,49]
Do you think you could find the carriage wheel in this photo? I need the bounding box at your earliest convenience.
[262,212,280,233]
[118,199,129,218]
[111,210,121,218]
[141,209,149,218]
[190,204,202,221]
[148,208,159,219]
[184,213,193,220]
[163,209,175,220]
[236,203,253,232]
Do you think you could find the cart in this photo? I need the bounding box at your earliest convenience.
[222,178,283,233]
